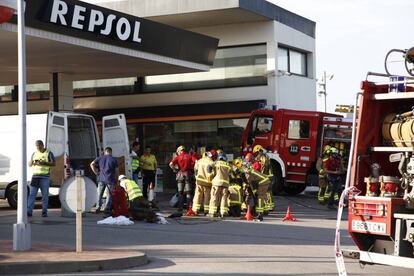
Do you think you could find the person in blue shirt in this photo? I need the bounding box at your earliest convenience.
[90,147,118,214]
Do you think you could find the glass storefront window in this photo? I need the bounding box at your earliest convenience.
[144,44,267,92]
[0,86,13,102]
[0,83,49,102]
[134,118,248,189]
[27,83,50,100]
[74,77,137,97]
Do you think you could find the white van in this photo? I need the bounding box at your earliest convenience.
[0,111,131,208]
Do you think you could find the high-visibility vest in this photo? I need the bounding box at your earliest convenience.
[212,160,231,187]
[32,150,50,175]
[131,158,140,172]
[122,179,143,201]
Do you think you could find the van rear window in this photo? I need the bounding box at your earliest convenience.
[52,116,64,126]
[104,119,120,128]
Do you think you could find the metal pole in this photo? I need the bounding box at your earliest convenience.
[13,0,31,251]
[323,71,327,113]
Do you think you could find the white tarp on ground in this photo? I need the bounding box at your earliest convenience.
[97,213,170,225]
[97,216,134,226]
[156,213,169,225]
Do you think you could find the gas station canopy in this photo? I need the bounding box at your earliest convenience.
[0,0,219,85]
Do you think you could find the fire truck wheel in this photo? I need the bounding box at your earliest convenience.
[271,163,284,195]
[284,182,306,195]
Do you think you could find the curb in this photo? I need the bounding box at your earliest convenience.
[0,251,147,275]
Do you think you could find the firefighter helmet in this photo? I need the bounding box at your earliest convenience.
[253,145,264,154]
[176,145,185,153]
[323,145,331,154]
[118,174,127,181]
[329,147,339,155]
[252,161,262,171]
[218,154,227,161]
[233,158,243,168]
[245,153,254,162]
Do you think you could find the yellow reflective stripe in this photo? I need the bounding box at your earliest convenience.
[216,164,231,171]
[230,186,242,204]
[196,177,212,184]
[251,170,266,180]
[259,178,270,185]
[251,169,269,185]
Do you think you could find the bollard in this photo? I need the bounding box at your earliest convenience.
[75,170,83,253]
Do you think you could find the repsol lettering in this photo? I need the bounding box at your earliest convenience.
[47,0,142,43]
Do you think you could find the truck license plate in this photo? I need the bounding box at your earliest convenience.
[352,220,386,234]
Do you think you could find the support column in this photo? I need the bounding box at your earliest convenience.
[266,39,278,108]
[49,73,74,112]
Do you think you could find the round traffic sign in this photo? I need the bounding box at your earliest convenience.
[59,176,97,213]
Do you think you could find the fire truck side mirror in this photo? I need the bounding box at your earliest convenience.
[406,47,414,64]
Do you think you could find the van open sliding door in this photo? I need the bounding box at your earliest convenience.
[102,114,131,179]
[46,112,68,187]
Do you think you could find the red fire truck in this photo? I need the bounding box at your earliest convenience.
[347,63,414,268]
[241,108,352,195]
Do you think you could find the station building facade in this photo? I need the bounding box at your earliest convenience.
[0,0,316,190]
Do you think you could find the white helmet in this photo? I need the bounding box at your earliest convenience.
[118,174,127,181]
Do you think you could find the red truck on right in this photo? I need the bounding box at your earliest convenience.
[347,47,414,268]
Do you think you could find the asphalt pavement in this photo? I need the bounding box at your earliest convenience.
[0,194,412,275]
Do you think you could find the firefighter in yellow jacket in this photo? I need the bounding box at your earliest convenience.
[316,145,330,204]
[253,145,274,213]
[244,158,271,220]
[192,151,215,215]
[228,158,244,217]
[208,153,231,218]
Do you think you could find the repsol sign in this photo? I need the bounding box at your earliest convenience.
[45,0,142,43]
[21,0,218,66]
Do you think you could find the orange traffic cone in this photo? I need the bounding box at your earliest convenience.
[241,205,254,221]
[185,202,197,216]
[282,206,298,222]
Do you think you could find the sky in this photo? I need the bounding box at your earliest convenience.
[269,0,414,112]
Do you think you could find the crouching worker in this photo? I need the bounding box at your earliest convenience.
[228,158,244,217]
[118,175,157,221]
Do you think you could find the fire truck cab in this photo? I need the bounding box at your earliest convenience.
[241,108,352,195]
